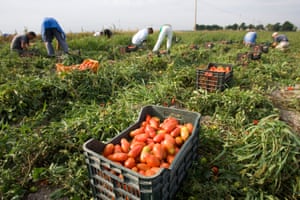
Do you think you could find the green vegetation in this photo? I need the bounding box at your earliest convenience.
[0,31,300,199]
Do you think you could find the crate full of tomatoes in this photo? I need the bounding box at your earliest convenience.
[196,63,233,92]
[83,105,201,200]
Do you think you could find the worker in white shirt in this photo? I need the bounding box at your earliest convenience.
[132,27,153,47]
[153,24,173,54]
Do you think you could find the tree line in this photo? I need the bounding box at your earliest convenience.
[196,21,297,31]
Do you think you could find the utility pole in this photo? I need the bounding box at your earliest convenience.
[194,0,198,31]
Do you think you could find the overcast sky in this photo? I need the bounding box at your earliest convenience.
[0,0,299,33]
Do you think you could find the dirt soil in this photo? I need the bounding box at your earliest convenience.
[25,187,68,200]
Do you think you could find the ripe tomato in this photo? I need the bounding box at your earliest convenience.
[128,144,143,158]
[140,146,151,163]
[137,163,150,171]
[131,167,138,172]
[139,170,146,176]
[162,139,175,155]
[153,132,165,143]
[130,141,145,149]
[149,117,160,129]
[180,126,190,141]
[160,162,170,168]
[145,114,151,123]
[103,143,114,157]
[175,136,183,146]
[167,155,175,164]
[145,169,156,177]
[130,127,145,138]
[160,117,178,133]
[164,134,176,145]
[211,166,219,175]
[145,125,156,138]
[170,127,181,137]
[145,167,160,177]
[124,157,136,169]
[114,144,123,153]
[134,133,149,142]
[152,143,165,160]
[185,123,194,133]
[146,154,161,168]
[121,138,130,153]
[108,153,128,162]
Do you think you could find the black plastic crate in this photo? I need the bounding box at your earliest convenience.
[196,63,233,92]
[252,44,268,54]
[83,105,201,200]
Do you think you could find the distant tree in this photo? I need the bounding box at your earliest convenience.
[281,21,296,31]
[255,24,265,30]
[232,23,239,30]
[196,24,223,31]
[248,24,255,29]
[239,22,246,30]
[266,24,273,31]
[272,23,281,31]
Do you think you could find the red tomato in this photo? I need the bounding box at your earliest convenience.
[211,166,219,175]
[130,141,146,149]
[103,143,114,157]
[121,138,130,153]
[114,144,122,153]
[140,146,151,163]
[164,134,176,145]
[153,132,165,143]
[146,154,161,168]
[162,139,175,155]
[167,155,175,164]
[175,136,183,146]
[152,143,165,160]
[137,163,150,171]
[134,133,149,142]
[124,157,136,169]
[145,114,151,123]
[170,127,181,137]
[108,153,128,162]
[160,117,179,132]
[185,123,194,133]
[139,170,146,176]
[131,167,138,172]
[145,125,156,138]
[130,127,145,138]
[160,162,170,168]
[180,126,190,141]
[149,117,160,129]
[128,144,144,158]
[145,169,156,177]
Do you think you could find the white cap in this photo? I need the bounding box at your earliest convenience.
[272,32,278,37]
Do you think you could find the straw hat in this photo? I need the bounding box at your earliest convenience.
[272,32,278,37]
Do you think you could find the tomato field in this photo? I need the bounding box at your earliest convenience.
[0,31,300,199]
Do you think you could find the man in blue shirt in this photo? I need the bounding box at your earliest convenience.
[41,17,68,56]
[243,30,257,46]
[272,32,289,50]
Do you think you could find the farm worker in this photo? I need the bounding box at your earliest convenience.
[10,31,36,55]
[243,30,257,46]
[132,27,154,47]
[41,17,68,56]
[101,29,113,38]
[153,24,173,54]
[272,32,289,50]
